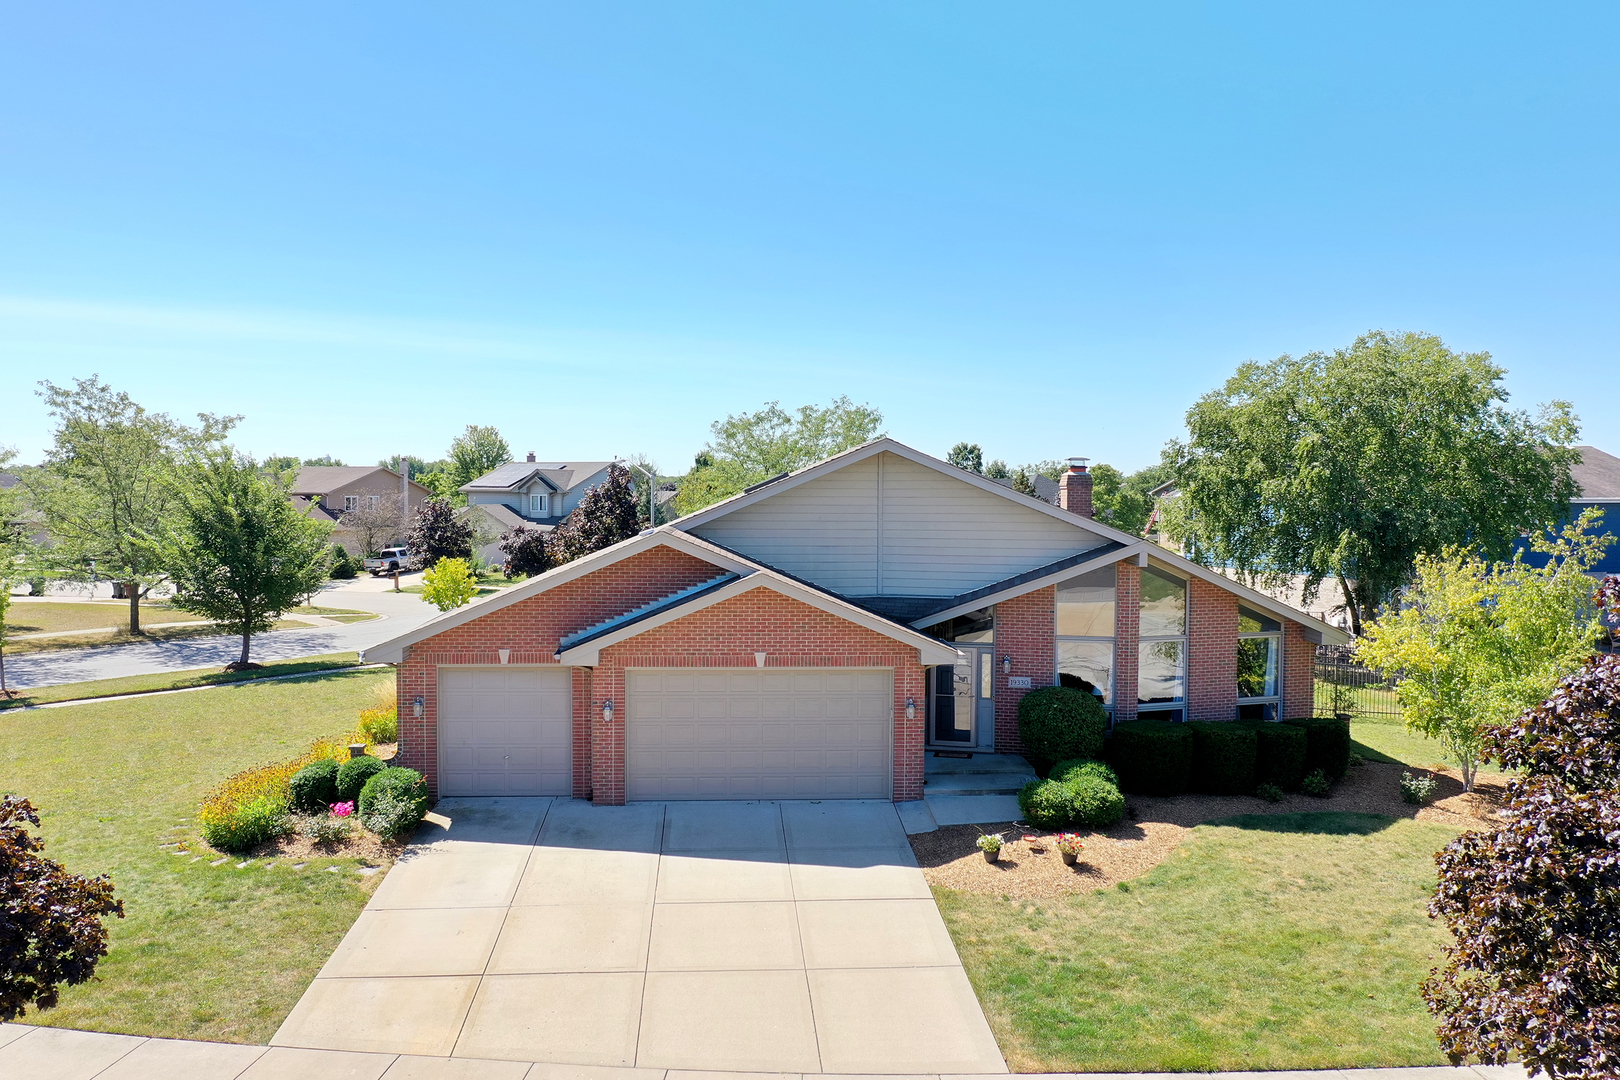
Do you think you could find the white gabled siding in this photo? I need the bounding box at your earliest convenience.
[689,452,1104,596]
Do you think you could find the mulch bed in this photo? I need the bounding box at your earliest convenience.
[910,759,1505,900]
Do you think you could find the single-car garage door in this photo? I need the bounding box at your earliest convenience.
[626,668,892,800]
[438,667,573,796]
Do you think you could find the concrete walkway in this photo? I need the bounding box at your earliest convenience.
[0,1024,1531,1080]
[273,798,1005,1075]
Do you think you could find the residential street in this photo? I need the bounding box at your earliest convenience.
[4,575,444,690]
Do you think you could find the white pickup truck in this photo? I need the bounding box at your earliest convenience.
[364,547,413,576]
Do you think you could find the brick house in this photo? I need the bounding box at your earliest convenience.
[365,439,1350,803]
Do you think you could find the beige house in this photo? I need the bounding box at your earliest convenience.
[291,466,432,555]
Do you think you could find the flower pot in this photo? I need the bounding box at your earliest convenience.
[983,849,1000,864]
[1061,852,1078,866]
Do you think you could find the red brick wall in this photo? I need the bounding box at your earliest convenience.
[395,545,724,796]
[992,586,1056,754]
[1113,562,1140,722]
[594,588,926,804]
[1188,577,1238,721]
[1282,619,1315,718]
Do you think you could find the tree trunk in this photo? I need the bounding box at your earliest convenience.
[1337,573,1363,637]
[128,585,141,634]
[239,629,252,668]
[0,643,7,695]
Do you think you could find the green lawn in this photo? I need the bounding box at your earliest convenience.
[938,812,1458,1073]
[0,668,390,1042]
[0,652,364,710]
[5,601,200,634]
[1351,718,1506,784]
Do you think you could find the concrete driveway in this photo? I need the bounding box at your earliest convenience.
[274,799,1006,1075]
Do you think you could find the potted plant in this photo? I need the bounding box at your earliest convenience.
[976,832,1004,864]
[1056,833,1084,866]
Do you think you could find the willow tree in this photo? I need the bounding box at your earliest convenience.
[1165,331,1579,634]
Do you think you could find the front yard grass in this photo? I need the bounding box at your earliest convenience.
[938,812,1458,1072]
[0,652,364,710]
[0,668,391,1042]
[4,600,200,635]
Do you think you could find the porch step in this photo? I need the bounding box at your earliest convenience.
[923,794,1024,828]
[922,751,1037,797]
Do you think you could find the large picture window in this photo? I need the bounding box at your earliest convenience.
[1055,566,1115,707]
[1237,605,1281,720]
[1139,565,1187,718]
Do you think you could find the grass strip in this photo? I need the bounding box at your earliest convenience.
[0,652,363,710]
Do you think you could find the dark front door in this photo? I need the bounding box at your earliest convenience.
[935,648,992,744]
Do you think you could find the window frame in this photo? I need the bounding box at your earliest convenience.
[343,495,359,512]
[1237,604,1283,720]
[1138,564,1188,716]
[1054,566,1117,714]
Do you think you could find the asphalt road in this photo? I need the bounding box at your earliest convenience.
[3,575,444,690]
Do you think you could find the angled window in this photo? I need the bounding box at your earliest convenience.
[1055,566,1115,708]
[1139,565,1187,714]
[1237,604,1282,720]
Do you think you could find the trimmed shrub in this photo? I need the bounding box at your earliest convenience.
[1240,721,1309,791]
[329,544,357,579]
[197,734,353,852]
[288,759,340,812]
[336,755,387,802]
[1107,720,1193,795]
[1018,779,1075,829]
[359,767,431,839]
[1255,782,1284,803]
[1050,758,1119,788]
[1069,773,1126,827]
[1188,722,1259,795]
[1301,769,1332,797]
[199,796,290,853]
[1283,716,1352,780]
[1401,770,1440,805]
[1018,687,1108,764]
[358,706,398,745]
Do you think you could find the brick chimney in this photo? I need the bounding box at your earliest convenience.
[1057,457,1094,517]
[526,451,536,463]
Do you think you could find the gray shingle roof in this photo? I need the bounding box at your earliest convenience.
[291,466,411,494]
[461,460,614,493]
[1573,445,1620,500]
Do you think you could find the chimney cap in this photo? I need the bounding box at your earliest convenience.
[526,452,536,463]
[1066,456,1090,472]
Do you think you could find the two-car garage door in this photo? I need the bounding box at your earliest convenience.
[626,668,893,800]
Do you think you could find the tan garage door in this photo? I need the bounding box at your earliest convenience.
[626,668,893,800]
[438,667,573,796]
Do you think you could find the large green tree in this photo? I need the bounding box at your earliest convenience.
[1355,513,1611,790]
[147,452,332,669]
[1091,462,1174,536]
[1165,331,1579,634]
[675,398,884,514]
[446,425,511,492]
[20,377,236,632]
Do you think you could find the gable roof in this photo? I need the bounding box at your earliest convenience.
[461,460,614,493]
[291,465,426,495]
[988,472,1059,503]
[1573,445,1620,501]
[675,438,1351,646]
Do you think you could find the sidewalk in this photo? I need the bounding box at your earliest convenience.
[0,1023,1529,1080]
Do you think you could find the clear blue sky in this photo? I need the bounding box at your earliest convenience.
[2,3,1615,475]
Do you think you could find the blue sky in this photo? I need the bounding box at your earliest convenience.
[2,3,1615,475]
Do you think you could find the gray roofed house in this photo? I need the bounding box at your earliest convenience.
[460,454,616,527]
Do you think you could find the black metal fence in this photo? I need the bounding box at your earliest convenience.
[1313,644,1400,721]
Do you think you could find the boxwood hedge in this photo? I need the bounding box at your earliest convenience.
[1187,721,1259,795]
[1107,720,1193,795]
[1284,716,1352,780]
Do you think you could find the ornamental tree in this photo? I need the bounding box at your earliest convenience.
[420,557,477,612]
[498,525,550,577]
[148,452,333,669]
[1422,577,1620,1078]
[1355,513,1610,790]
[0,796,125,1021]
[551,464,640,564]
[406,497,474,567]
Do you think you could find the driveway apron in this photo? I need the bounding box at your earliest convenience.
[273,798,1007,1074]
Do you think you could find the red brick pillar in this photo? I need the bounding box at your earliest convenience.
[1282,621,1315,719]
[1187,578,1238,720]
[893,658,926,800]
[992,586,1056,753]
[396,653,440,796]
[572,667,593,800]
[1114,563,1140,722]
[590,665,626,805]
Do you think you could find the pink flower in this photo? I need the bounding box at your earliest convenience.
[330,801,355,818]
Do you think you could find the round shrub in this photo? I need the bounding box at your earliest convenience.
[1017,687,1107,763]
[1301,768,1332,797]
[1069,773,1125,827]
[200,796,289,853]
[336,755,387,802]
[1283,716,1352,780]
[329,543,357,579]
[1018,778,1074,829]
[1188,722,1259,795]
[1050,758,1119,788]
[288,759,340,812]
[1107,720,1193,795]
[359,767,431,839]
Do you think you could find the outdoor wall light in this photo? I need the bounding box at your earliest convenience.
[905,697,916,720]
[1001,655,1013,675]
[602,698,615,724]
[412,697,423,718]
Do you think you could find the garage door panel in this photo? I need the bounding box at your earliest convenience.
[628,668,891,801]
[438,667,573,797]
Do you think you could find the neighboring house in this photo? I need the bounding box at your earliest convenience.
[461,455,616,565]
[1565,445,1620,576]
[365,439,1348,804]
[988,471,1060,503]
[290,466,432,555]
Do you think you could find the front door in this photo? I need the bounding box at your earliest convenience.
[931,647,996,748]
